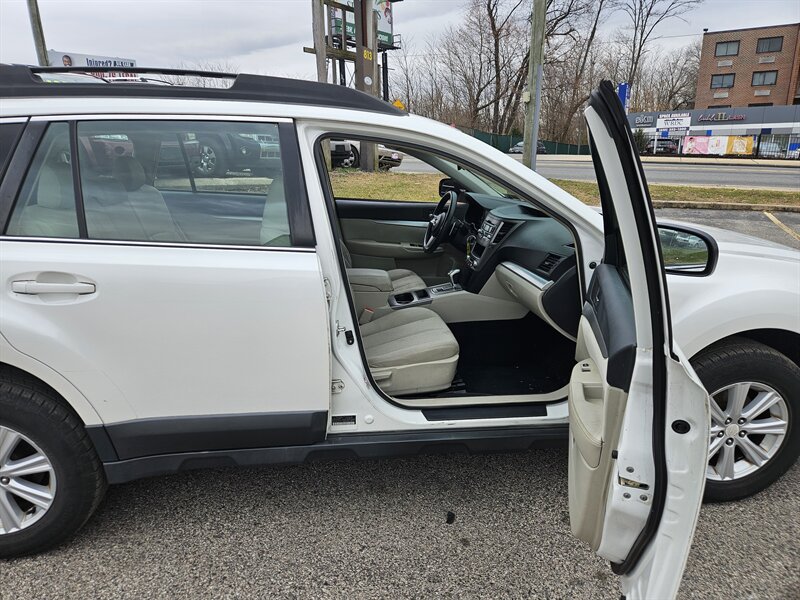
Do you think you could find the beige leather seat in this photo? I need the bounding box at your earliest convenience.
[82,157,185,242]
[340,242,426,294]
[361,307,459,396]
[7,163,80,238]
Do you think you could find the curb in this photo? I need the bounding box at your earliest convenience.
[530,155,800,168]
[652,200,800,213]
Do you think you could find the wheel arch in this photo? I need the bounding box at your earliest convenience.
[0,353,103,427]
[689,328,800,368]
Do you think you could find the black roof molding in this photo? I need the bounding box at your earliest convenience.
[0,64,406,116]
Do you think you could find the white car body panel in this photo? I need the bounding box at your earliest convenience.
[1,240,330,423]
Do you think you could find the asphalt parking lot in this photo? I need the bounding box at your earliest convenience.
[4,208,798,599]
[4,451,799,599]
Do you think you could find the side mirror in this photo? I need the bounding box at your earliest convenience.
[438,177,463,197]
[658,225,717,276]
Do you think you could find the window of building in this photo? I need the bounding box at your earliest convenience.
[5,122,80,238]
[711,73,735,88]
[75,120,292,247]
[748,102,773,107]
[707,104,731,109]
[715,40,740,56]
[752,70,778,86]
[757,36,783,53]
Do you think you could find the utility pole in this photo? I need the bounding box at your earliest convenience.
[26,0,49,66]
[522,0,546,170]
[354,0,377,171]
[311,0,331,167]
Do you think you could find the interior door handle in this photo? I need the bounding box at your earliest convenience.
[11,281,96,295]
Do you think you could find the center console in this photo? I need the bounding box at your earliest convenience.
[468,214,509,270]
[388,282,461,310]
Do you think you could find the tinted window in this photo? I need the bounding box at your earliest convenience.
[752,70,778,86]
[711,74,735,88]
[76,121,291,246]
[757,37,783,53]
[715,41,739,56]
[5,122,79,238]
[0,122,25,177]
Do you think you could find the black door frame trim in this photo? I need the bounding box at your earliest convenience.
[0,119,46,232]
[101,423,569,484]
[91,410,328,461]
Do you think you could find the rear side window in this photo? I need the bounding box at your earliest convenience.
[0,122,25,177]
[76,120,291,246]
[5,122,79,238]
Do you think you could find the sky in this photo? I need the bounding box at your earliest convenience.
[1,0,799,80]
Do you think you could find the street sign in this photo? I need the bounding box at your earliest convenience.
[616,82,630,114]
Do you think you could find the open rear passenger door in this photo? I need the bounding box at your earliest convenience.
[567,81,709,599]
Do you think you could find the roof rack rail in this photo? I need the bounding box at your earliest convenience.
[0,64,405,116]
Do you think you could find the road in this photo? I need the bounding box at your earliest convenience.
[395,155,800,191]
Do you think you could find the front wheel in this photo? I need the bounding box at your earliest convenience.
[0,374,107,557]
[691,338,800,502]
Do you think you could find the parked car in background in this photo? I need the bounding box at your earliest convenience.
[509,140,546,154]
[644,138,678,155]
[332,139,404,170]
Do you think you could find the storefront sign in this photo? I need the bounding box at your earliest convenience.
[657,112,691,131]
[634,115,654,126]
[698,112,746,122]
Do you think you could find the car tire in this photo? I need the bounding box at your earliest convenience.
[195,138,228,177]
[691,337,800,503]
[0,372,107,558]
[343,147,360,169]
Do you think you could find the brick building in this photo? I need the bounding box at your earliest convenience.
[695,23,800,109]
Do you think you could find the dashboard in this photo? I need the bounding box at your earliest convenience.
[453,192,582,338]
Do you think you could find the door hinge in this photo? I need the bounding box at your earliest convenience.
[336,321,355,345]
[331,379,345,394]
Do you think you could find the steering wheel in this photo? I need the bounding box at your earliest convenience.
[423,191,458,253]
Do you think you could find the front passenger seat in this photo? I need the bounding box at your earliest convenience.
[341,242,426,294]
[361,307,459,396]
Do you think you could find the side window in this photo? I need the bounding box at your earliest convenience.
[0,122,25,177]
[327,140,441,202]
[6,122,79,238]
[76,120,291,246]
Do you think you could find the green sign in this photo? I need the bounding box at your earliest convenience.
[330,0,394,47]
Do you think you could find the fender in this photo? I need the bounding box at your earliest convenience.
[0,332,106,426]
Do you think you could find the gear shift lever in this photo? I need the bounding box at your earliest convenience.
[448,268,460,289]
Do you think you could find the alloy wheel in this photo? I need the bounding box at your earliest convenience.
[197,144,218,175]
[0,425,57,535]
[707,381,789,481]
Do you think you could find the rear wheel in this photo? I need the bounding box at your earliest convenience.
[342,147,360,168]
[691,338,800,502]
[0,375,106,557]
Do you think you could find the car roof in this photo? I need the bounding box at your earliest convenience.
[0,64,405,116]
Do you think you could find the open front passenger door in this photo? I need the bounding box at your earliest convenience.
[568,81,709,599]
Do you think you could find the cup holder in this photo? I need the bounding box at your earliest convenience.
[388,288,432,309]
[394,292,415,305]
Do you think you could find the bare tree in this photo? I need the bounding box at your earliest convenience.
[162,60,239,88]
[618,0,703,86]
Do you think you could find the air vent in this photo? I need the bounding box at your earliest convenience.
[538,253,563,274]
[492,221,514,243]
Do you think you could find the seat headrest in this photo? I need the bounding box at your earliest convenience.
[112,156,146,191]
[36,163,74,209]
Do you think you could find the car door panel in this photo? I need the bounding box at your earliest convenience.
[335,198,455,278]
[568,81,709,599]
[1,241,330,434]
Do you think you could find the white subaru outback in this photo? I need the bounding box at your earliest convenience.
[0,65,798,598]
